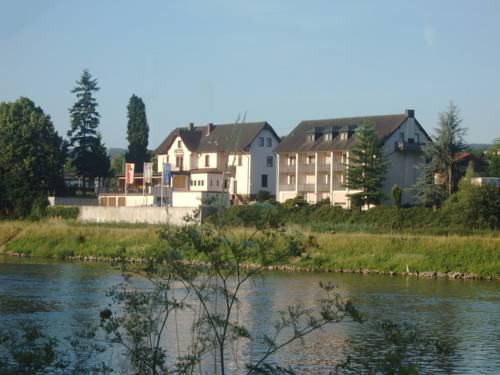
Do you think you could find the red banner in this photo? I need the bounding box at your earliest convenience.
[125,163,135,184]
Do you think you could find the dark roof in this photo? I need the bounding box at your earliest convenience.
[274,113,409,153]
[155,122,280,154]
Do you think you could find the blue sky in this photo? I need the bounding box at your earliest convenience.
[1,0,499,148]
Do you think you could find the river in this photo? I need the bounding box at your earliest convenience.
[0,256,498,374]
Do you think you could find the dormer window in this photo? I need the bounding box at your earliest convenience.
[340,132,348,141]
[325,133,332,141]
[307,134,315,142]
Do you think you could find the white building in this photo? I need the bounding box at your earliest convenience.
[274,110,431,207]
[155,121,281,202]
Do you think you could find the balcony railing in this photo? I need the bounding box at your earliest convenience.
[279,164,296,173]
[317,163,330,172]
[279,184,296,191]
[298,183,315,192]
[317,183,330,192]
[332,163,345,172]
[395,141,423,152]
[299,164,315,172]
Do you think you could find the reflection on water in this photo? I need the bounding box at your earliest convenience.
[0,256,499,374]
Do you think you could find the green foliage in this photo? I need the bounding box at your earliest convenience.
[67,69,110,190]
[345,121,389,207]
[334,320,453,374]
[391,184,403,208]
[125,94,149,170]
[441,165,500,230]
[418,102,467,201]
[255,189,271,202]
[485,138,500,177]
[0,322,67,374]
[46,206,80,219]
[0,97,65,217]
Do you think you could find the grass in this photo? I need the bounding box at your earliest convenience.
[0,220,498,279]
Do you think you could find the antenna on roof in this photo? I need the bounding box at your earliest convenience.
[235,112,241,124]
[242,110,247,124]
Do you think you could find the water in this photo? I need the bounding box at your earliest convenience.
[0,255,498,374]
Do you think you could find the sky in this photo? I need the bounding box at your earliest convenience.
[1,0,499,149]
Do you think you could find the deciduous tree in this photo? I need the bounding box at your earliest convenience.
[0,98,64,216]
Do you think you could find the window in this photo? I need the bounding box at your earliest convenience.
[201,180,204,186]
[324,174,330,184]
[210,180,213,187]
[177,140,182,148]
[238,155,243,166]
[415,133,420,144]
[266,137,272,147]
[399,132,405,141]
[325,133,331,141]
[340,132,348,141]
[261,174,268,188]
[307,134,314,142]
[176,156,183,170]
[289,156,296,166]
[266,156,273,167]
[166,155,169,163]
[258,137,264,147]
[224,179,228,189]
[288,174,296,185]
[205,155,210,167]
[307,155,315,164]
[217,180,219,187]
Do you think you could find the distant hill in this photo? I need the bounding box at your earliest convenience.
[108,147,126,158]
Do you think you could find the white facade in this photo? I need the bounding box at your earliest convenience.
[156,126,280,199]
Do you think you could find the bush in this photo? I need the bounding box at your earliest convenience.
[46,206,80,220]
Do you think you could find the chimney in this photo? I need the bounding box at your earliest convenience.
[188,122,194,131]
[405,109,415,118]
[206,123,214,136]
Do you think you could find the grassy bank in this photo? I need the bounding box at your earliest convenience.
[0,220,498,279]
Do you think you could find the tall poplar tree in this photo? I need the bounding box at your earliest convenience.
[345,121,389,207]
[67,69,110,192]
[125,94,149,171]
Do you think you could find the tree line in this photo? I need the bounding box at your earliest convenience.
[0,69,150,217]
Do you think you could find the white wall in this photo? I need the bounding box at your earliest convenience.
[249,128,279,196]
[157,135,192,172]
[190,172,224,192]
[172,191,229,208]
[80,206,198,225]
[227,153,251,195]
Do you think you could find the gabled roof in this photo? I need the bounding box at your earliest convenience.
[155,122,280,154]
[274,113,414,153]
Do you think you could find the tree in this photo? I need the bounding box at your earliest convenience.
[0,98,65,217]
[485,138,500,177]
[419,102,467,200]
[391,184,403,208]
[100,211,362,374]
[345,121,389,208]
[67,69,110,193]
[125,94,149,171]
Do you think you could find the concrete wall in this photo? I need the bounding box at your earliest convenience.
[49,197,98,206]
[79,206,199,225]
[172,191,229,208]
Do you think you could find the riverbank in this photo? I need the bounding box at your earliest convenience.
[1,220,499,279]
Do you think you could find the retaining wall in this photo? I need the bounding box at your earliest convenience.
[79,206,199,225]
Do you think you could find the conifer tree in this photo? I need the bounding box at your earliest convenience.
[125,94,149,171]
[416,102,467,204]
[345,121,389,207]
[67,69,110,192]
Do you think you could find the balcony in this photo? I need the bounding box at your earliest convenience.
[279,164,296,173]
[298,183,315,192]
[317,183,330,192]
[300,163,315,173]
[279,183,296,191]
[395,141,423,152]
[332,163,345,172]
[317,163,330,172]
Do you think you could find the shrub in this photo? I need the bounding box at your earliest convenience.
[46,206,80,220]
